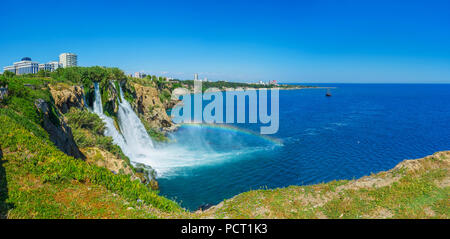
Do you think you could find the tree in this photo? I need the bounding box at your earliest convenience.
[3,71,15,78]
[37,70,50,77]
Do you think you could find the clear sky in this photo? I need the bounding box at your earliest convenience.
[1,0,449,83]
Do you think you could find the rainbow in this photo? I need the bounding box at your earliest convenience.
[179,123,283,146]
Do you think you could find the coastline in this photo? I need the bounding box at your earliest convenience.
[192,151,449,219]
[173,85,336,96]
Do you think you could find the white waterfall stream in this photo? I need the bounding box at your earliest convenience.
[92,82,263,177]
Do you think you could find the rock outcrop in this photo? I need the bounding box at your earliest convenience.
[81,147,137,178]
[49,84,85,114]
[102,82,120,116]
[34,99,85,159]
[81,147,159,189]
[125,82,176,132]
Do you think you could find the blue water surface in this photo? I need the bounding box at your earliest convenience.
[158,84,450,210]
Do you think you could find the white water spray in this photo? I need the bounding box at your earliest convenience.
[116,86,154,149]
[91,82,274,177]
[92,83,129,155]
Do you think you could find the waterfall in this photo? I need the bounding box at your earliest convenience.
[116,86,154,149]
[92,82,156,170]
[93,83,103,114]
[92,81,262,177]
[92,82,130,156]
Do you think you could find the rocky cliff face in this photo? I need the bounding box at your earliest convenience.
[125,82,176,133]
[81,147,136,177]
[81,147,159,189]
[49,84,85,114]
[34,99,85,159]
[102,82,120,116]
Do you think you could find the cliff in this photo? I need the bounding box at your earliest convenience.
[49,83,85,114]
[0,108,180,219]
[34,99,85,159]
[123,81,177,134]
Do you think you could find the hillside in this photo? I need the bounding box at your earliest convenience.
[0,69,182,218]
[0,68,448,219]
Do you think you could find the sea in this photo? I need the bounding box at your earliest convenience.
[153,84,450,210]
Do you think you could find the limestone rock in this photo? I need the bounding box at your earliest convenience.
[81,147,141,181]
[49,84,85,114]
[125,82,176,132]
[34,99,85,159]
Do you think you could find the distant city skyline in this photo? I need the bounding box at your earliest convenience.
[1,0,449,83]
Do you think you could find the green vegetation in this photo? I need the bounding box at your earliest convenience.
[0,72,183,218]
[50,66,127,108]
[123,81,136,104]
[147,128,169,143]
[197,151,450,219]
[159,89,172,105]
[65,108,127,160]
[1,70,447,219]
[0,109,181,217]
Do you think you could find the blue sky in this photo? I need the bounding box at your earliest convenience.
[1,0,449,83]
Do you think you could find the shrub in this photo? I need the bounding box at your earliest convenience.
[65,108,105,135]
[0,111,181,212]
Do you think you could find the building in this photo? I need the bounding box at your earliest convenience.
[49,61,62,71]
[3,57,39,75]
[3,65,16,74]
[38,61,61,72]
[134,72,147,79]
[38,63,52,72]
[194,73,198,81]
[269,80,278,85]
[59,53,78,68]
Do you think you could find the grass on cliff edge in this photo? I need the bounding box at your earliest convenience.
[196,151,449,219]
[0,108,182,218]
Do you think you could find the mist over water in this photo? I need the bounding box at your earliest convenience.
[92,82,272,177]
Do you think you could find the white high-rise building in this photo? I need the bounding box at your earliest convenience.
[194,73,198,81]
[59,53,78,68]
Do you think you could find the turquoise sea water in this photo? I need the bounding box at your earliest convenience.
[157,84,450,210]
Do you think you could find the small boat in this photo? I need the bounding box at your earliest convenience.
[326,88,332,97]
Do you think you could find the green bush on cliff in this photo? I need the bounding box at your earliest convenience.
[65,108,128,162]
[147,128,169,142]
[0,109,181,214]
[159,89,171,105]
[2,76,60,127]
[65,108,105,135]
